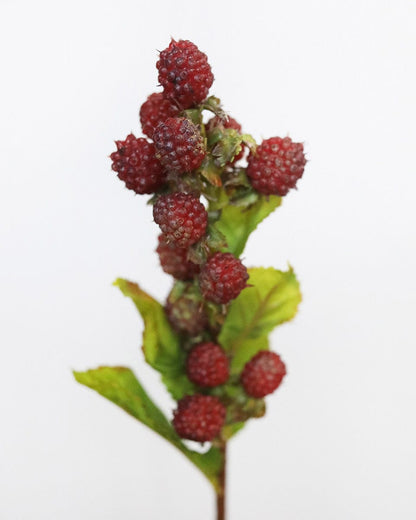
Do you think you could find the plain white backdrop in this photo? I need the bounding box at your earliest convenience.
[1,0,415,518]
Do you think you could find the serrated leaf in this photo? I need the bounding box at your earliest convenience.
[214,195,281,257]
[74,366,222,489]
[219,267,301,373]
[114,279,192,399]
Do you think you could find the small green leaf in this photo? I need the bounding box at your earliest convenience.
[219,267,302,373]
[214,195,281,257]
[211,128,244,167]
[74,367,222,489]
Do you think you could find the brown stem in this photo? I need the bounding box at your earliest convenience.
[216,441,227,520]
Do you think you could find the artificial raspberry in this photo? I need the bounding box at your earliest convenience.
[153,192,207,248]
[139,92,180,139]
[241,351,287,398]
[157,39,214,109]
[199,252,249,304]
[165,287,208,336]
[172,394,226,442]
[246,137,306,196]
[206,115,245,162]
[110,134,166,194]
[153,117,206,174]
[187,342,229,387]
[156,234,199,281]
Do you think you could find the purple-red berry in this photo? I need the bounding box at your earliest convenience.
[156,234,199,281]
[139,92,180,139]
[165,288,208,336]
[187,342,229,387]
[241,351,286,398]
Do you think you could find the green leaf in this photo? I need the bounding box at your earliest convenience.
[114,279,193,400]
[74,366,222,489]
[219,267,302,374]
[214,195,281,257]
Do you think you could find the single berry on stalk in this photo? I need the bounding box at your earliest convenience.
[187,342,229,387]
[165,287,208,336]
[241,351,287,398]
[246,136,306,196]
[172,394,226,442]
[153,192,207,248]
[139,92,180,139]
[110,134,166,194]
[153,117,206,174]
[157,39,214,109]
[156,234,199,281]
[199,252,249,304]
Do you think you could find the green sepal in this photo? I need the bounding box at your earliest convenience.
[73,366,222,490]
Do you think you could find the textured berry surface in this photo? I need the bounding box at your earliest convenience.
[246,137,306,196]
[153,192,207,247]
[157,39,214,109]
[139,92,179,139]
[156,234,199,280]
[241,351,286,398]
[172,394,226,442]
[207,115,244,162]
[165,289,207,336]
[187,342,229,387]
[153,117,206,173]
[199,252,249,304]
[110,134,166,194]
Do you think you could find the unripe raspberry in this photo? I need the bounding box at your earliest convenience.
[206,115,245,162]
[187,342,229,387]
[165,287,208,336]
[157,39,214,109]
[246,137,306,196]
[241,351,286,398]
[139,92,179,139]
[199,252,249,304]
[153,117,206,174]
[156,234,199,281]
[153,192,207,248]
[110,134,166,194]
[172,394,226,442]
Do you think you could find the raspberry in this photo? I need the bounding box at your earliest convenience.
[172,394,226,442]
[187,342,229,387]
[110,134,166,194]
[165,287,208,336]
[206,115,245,163]
[153,117,206,174]
[246,137,306,196]
[156,234,199,281]
[241,351,286,398]
[139,92,179,139]
[153,192,207,248]
[199,252,249,304]
[157,39,214,109]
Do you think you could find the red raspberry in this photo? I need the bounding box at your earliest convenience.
[110,134,166,194]
[206,115,245,162]
[157,39,214,109]
[241,351,286,398]
[246,137,306,196]
[153,192,207,248]
[156,234,199,281]
[187,342,229,387]
[139,92,179,139]
[153,117,206,174]
[199,252,249,304]
[165,287,208,336]
[172,394,226,442]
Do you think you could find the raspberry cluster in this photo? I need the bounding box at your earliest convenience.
[110,39,306,443]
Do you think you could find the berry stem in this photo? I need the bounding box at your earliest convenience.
[216,440,227,520]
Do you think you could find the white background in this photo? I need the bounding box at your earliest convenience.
[1,0,415,518]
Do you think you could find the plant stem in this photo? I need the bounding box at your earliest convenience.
[216,440,227,520]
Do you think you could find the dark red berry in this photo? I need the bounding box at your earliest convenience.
[199,252,249,304]
[157,39,214,109]
[139,92,179,139]
[246,137,306,196]
[153,192,207,248]
[110,134,166,194]
[187,342,229,387]
[156,234,199,281]
[206,115,245,162]
[165,287,208,336]
[241,351,286,398]
[172,394,226,442]
[153,117,206,174]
